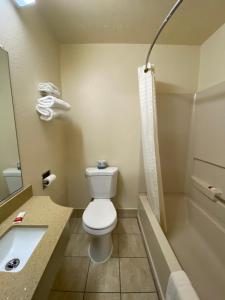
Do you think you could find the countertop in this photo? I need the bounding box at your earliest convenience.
[0,195,73,300]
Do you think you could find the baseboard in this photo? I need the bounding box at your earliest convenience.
[117,208,137,218]
[72,208,137,218]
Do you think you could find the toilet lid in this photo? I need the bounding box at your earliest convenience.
[83,199,117,230]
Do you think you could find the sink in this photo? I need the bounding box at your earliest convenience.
[0,226,47,272]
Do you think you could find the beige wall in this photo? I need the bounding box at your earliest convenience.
[0,1,67,205]
[60,44,199,208]
[198,23,225,91]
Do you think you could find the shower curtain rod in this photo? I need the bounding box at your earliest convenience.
[144,0,184,73]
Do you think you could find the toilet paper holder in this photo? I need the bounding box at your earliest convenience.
[42,170,56,189]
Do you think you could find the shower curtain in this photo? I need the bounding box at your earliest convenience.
[138,64,166,229]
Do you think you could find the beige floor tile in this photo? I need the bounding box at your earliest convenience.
[53,257,89,291]
[120,258,156,292]
[49,291,84,300]
[69,219,78,234]
[122,293,158,300]
[86,258,120,292]
[116,219,140,234]
[72,218,85,234]
[65,234,90,257]
[84,293,120,300]
[119,234,146,257]
[112,234,119,257]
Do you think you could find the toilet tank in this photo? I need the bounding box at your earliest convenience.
[3,168,22,194]
[85,167,118,199]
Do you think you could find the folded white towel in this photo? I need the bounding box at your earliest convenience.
[38,82,60,97]
[36,105,65,122]
[37,96,71,110]
[166,271,199,300]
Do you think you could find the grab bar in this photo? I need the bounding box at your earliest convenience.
[191,176,224,204]
[215,194,225,205]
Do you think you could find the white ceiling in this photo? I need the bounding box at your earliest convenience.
[37,0,225,45]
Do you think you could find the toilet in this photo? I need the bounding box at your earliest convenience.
[3,168,22,194]
[82,167,118,263]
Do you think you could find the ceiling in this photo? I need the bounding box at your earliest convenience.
[37,0,225,45]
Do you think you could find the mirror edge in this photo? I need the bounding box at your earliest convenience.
[0,45,24,205]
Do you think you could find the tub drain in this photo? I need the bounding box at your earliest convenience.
[5,258,20,271]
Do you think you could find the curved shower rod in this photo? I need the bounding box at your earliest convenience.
[144,0,184,73]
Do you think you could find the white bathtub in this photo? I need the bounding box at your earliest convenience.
[138,194,182,299]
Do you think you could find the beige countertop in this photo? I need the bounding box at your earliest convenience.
[0,195,73,300]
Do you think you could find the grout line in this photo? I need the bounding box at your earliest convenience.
[83,258,91,296]
[121,292,159,294]
[118,232,122,297]
[64,255,147,258]
[118,257,121,295]
[51,289,158,294]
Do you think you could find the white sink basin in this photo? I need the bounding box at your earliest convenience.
[0,226,47,272]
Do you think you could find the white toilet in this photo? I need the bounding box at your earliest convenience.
[82,167,118,263]
[3,168,22,194]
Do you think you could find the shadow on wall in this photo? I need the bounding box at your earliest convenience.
[65,119,89,208]
[156,81,182,94]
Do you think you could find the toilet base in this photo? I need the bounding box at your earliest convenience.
[88,233,113,263]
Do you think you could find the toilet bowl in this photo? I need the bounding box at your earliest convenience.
[82,167,118,263]
[83,199,117,262]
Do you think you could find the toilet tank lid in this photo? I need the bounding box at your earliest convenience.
[3,168,21,177]
[86,167,118,176]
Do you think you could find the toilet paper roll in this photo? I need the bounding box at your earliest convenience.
[43,174,56,187]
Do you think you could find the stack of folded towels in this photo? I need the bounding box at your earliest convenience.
[36,82,71,121]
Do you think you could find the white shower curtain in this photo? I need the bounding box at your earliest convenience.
[138,64,165,225]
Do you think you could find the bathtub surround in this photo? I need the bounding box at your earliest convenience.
[0,0,67,205]
[153,21,225,300]
[60,43,199,209]
[157,93,194,193]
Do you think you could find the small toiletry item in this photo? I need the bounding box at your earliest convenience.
[13,211,26,224]
[97,160,108,169]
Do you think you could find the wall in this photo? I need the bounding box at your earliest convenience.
[60,44,199,208]
[0,1,67,205]
[198,23,225,91]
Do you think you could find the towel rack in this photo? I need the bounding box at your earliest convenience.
[144,0,184,73]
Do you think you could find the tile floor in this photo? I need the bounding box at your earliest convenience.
[49,218,159,300]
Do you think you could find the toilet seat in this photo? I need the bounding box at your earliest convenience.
[83,199,117,231]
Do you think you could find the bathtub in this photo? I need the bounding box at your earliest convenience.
[138,194,181,300]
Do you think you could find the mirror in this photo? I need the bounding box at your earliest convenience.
[0,48,22,202]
